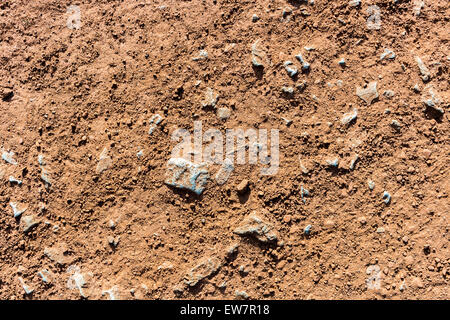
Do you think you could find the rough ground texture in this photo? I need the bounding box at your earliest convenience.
[0,0,449,300]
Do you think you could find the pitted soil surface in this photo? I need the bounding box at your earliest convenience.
[0,0,449,299]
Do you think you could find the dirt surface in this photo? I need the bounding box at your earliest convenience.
[0,0,449,300]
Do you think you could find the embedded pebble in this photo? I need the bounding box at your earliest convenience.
[341,108,358,125]
[40,166,52,186]
[21,215,40,233]
[415,56,431,82]
[102,286,120,300]
[383,90,395,98]
[10,202,27,218]
[281,86,294,95]
[217,107,231,120]
[148,114,163,135]
[9,176,22,185]
[215,159,234,185]
[295,52,310,72]
[349,154,359,170]
[391,120,401,131]
[38,269,52,284]
[136,150,144,158]
[300,185,309,203]
[348,0,361,7]
[368,180,375,190]
[380,48,396,61]
[192,50,208,61]
[356,81,378,105]
[413,0,424,16]
[236,179,249,194]
[338,58,346,66]
[201,87,219,108]
[382,191,391,204]
[67,265,88,298]
[2,150,17,165]
[376,227,385,233]
[107,236,120,248]
[422,85,444,115]
[235,290,249,299]
[251,39,269,67]
[96,147,112,174]
[184,256,222,287]
[234,212,278,243]
[304,224,312,235]
[326,157,339,167]
[18,277,33,295]
[284,61,298,78]
[164,158,209,195]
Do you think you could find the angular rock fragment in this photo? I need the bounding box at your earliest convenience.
[192,50,208,61]
[102,286,120,300]
[10,201,27,218]
[18,277,33,295]
[96,147,112,174]
[165,158,209,195]
[215,159,234,185]
[8,176,22,185]
[356,81,378,105]
[234,212,278,243]
[283,61,298,78]
[184,256,222,287]
[295,52,310,72]
[217,107,231,120]
[341,108,358,125]
[38,269,52,284]
[251,39,269,67]
[201,87,218,109]
[301,185,309,203]
[422,85,444,116]
[382,191,391,204]
[21,215,40,233]
[2,150,17,165]
[380,48,395,61]
[415,56,430,82]
[67,265,88,298]
[148,114,163,135]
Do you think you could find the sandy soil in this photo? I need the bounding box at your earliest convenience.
[0,0,449,300]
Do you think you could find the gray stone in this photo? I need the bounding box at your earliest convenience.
[2,150,17,165]
[283,61,298,78]
[96,147,112,174]
[148,114,163,135]
[18,277,33,295]
[184,256,222,287]
[201,88,219,108]
[415,56,431,82]
[234,212,278,243]
[341,108,358,125]
[251,39,269,67]
[192,50,208,61]
[21,215,40,233]
[165,158,209,195]
[217,107,231,120]
[10,201,26,218]
[356,81,378,105]
[380,49,396,61]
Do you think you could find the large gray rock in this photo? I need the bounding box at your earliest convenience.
[165,158,209,195]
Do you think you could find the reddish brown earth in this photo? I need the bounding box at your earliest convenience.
[0,0,449,300]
